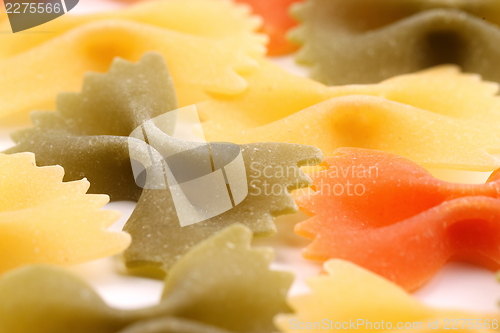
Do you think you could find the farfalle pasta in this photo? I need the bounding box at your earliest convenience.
[0,225,292,333]
[0,152,130,274]
[2,1,499,324]
[124,141,322,273]
[291,0,500,85]
[6,52,323,273]
[198,60,500,171]
[294,148,500,290]
[0,0,266,60]
[275,260,498,333]
[0,0,264,121]
[6,52,176,201]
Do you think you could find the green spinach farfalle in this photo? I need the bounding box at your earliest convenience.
[0,225,293,333]
[6,53,177,201]
[5,53,322,274]
[292,0,500,85]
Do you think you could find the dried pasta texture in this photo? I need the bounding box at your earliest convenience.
[0,0,264,121]
[275,260,498,333]
[5,53,323,275]
[0,225,292,333]
[0,152,130,274]
[198,61,500,171]
[295,148,500,290]
[0,0,266,60]
[291,0,500,85]
[124,142,322,273]
[6,52,178,201]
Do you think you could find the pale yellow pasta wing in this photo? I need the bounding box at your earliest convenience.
[0,153,131,273]
[200,61,500,136]
[337,65,500,128]
[275,260,498,333]
[0,0,266,60]
[0,20,258,121]
[198,61,500,171]
[198,60,332,138]
[210,95,500,171]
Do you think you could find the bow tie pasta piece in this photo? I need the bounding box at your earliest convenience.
[159,224,293,332]
[5,51,323,268]
[0,153,130,274]
[294,148,500,290]
[6,53,178,202]
[0,0,267,60]
[0,225,293,333]
[233,0,302,55]
[0,18,258,121]
[212,95,500,171]
[275,260,498,333]
[291,0,500,85]
[0,265,131,333]
[124,142,322,273]
[200,61,500,135]
[198,60,500,171]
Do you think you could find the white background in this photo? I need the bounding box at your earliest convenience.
[0,0,499,315]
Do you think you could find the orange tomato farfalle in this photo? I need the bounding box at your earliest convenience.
[295,148,500,291]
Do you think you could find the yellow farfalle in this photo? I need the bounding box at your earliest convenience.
[0,153,130,274]
[0,0,265,121]
[275,260,498,333]
[0,0,266,59]
[198,61,500,171]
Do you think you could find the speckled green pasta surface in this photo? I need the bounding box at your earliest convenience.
[5,52,178,201]
[293,0,500,85]
[5,52,322,275]
[0,225,292,333]
[124,141,322,273]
